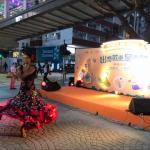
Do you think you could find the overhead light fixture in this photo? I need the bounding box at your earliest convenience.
[67,45,77,48]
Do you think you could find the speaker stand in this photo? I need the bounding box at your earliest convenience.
[139,113,144,129]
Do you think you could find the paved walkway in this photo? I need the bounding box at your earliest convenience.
[0,73,150,150]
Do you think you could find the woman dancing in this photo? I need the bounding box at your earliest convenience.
[0,53,58,138]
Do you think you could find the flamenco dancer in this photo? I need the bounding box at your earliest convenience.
[0,53,58,138]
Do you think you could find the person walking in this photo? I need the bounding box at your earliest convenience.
[0,52,58,138]
[3,62,8,72]
[49,62,52,75]
[37,61,42,75]
[43,60,50,82]
[10,62,17,89]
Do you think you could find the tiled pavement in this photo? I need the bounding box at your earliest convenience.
[0,73,150,150]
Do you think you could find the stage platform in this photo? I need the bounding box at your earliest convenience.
[37,86,150,130]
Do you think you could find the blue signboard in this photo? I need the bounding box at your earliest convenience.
[37,46,62,63]
[37,46,62,72]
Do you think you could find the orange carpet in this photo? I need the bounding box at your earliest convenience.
[38,86,150,130]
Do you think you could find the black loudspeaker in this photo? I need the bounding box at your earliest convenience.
[129,98,150,115]
[76,80,83,87]
[69,77,74,86]
[45,81,61,91]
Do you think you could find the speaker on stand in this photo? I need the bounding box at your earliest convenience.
[128,98,150,115]
[128,98,150,128]
[41,81,61,91]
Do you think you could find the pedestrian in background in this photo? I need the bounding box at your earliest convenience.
[37,61,42,75]
[10,62,17,89]
[43,60,50,82]
[3,62,8,72]
[48,61,52,75]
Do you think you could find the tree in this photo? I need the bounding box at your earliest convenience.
[89,0,150,41]
[123,0,150,42]
[136,2,150,42]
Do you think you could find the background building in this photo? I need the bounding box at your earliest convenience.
[0,0,148,72]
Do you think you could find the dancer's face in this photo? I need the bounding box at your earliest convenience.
[23,55,31,64]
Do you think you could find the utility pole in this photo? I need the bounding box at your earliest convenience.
[62,40,66,83]
[0,50,2,72]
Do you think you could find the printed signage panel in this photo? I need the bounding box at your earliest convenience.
[75,40,150,98]
[37,46,60,63]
